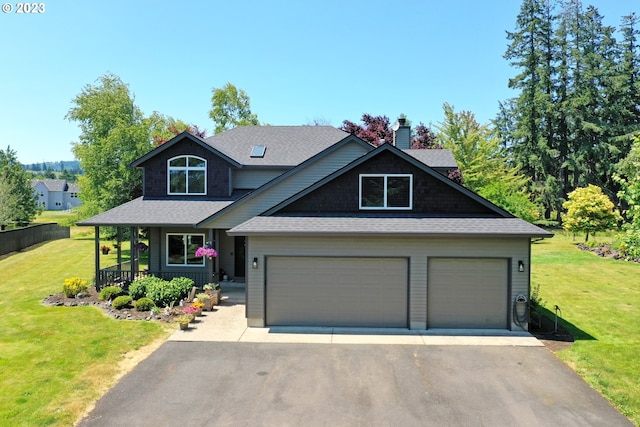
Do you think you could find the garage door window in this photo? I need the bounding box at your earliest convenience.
[360,174,412,209]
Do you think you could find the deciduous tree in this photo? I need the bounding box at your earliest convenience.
[209,83,259,134]
[0,146,39,227]
[437,103,539,221]
[66,74,152,219]
[615,136,640,257]
[562,185,620,241]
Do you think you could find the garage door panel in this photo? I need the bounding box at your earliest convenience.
[266,257,407,327]
[428,258,508,329]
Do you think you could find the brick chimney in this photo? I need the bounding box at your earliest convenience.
[393,116,411,149]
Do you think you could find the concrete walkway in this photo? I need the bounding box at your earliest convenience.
[169,284,543,346]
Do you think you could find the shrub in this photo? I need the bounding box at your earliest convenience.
[141,276,195,308]
[129,276,157,300]
[112,295,132,309]
[99,286,125,301]
[63,277,88,298]
[134,297,155,312]
[169,277,195,296]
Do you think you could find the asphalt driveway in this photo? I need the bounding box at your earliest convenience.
[78,341,632,427]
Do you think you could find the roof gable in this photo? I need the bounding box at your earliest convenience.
[265,143,512,218]
[31,179,68,192]
[131,132,242,168]
[196,133,373,227]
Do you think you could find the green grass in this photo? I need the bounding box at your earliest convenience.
[0,220,171,426]
[532,231,640,425]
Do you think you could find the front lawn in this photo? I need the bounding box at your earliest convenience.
[0,227,171,426]
[532,232,640,425]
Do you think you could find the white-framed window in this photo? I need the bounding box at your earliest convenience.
[359,174,413,210]
[168,155,206,195]
[166,233,205,266]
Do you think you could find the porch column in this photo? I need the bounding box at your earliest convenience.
[116,227,122,270]
[214,229,220,282]
[94,226,100,286]
[130,226,137,280]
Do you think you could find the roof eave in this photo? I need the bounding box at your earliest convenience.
[227,230,554,239]
[130,132,243,168]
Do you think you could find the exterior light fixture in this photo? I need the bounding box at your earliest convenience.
[518,260,524,272]
[252,257,258,269]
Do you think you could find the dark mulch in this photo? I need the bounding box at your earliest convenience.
[577,242,640,263]
[529,314,575,352]
[42,287,177,322]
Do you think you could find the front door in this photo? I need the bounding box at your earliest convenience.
[234,236,246,279]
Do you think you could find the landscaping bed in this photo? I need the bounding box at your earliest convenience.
[577,242,640,263]
[43,286,186,322]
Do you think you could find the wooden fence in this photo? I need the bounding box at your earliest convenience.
[0,223,70,256]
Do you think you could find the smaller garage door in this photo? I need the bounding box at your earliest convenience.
[428,258,508,329]
[266,257,408,328]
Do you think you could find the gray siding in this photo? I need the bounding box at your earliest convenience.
[245,235,531,330]
[149,227,161,271]
[206,141,370,229]
[232,168,288,190]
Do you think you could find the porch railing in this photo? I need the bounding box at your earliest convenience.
[96,268,212,290]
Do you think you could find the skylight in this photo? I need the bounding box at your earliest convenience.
[250,145,266,158]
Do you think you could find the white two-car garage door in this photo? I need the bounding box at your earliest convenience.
[266,256,408,328]
[427,258,509,329]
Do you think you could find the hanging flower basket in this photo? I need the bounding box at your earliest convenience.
[195,247,218,259]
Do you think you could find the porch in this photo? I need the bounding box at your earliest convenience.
[96,262,215,290]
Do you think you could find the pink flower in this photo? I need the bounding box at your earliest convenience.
[195,247,218,258]
[182,305,199,315]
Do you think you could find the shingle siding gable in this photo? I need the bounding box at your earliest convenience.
[277,150,497,216]
[138,140,236,199]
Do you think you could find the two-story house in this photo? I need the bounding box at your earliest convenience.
[79,123,551,331]
[32,179,82,211]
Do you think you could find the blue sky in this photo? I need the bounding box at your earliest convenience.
[1,0,637,164]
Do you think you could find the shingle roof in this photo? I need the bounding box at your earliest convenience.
[228,216,553,238]
[403,149,458,169]
[204,126,352,167]
[77,198,233,227]
[32,179,68,192]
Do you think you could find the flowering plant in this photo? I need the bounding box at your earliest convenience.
[195,247,218,258]
[192,301,205,309]
[182,305,200,315]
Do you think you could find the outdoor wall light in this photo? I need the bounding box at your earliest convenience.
[252,257,258,269]
[518,260,525,272]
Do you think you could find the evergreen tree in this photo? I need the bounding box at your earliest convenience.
[504,0,559,218]
[501,0,640,220]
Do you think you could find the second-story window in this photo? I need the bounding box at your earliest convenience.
[168,155,206,195]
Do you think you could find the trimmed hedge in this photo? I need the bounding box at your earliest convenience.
[99,286,125,301]
[112,295,132,309]
[134,297,155,312]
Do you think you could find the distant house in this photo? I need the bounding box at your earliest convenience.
[32,179,82,211]
[79,123,552,332]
